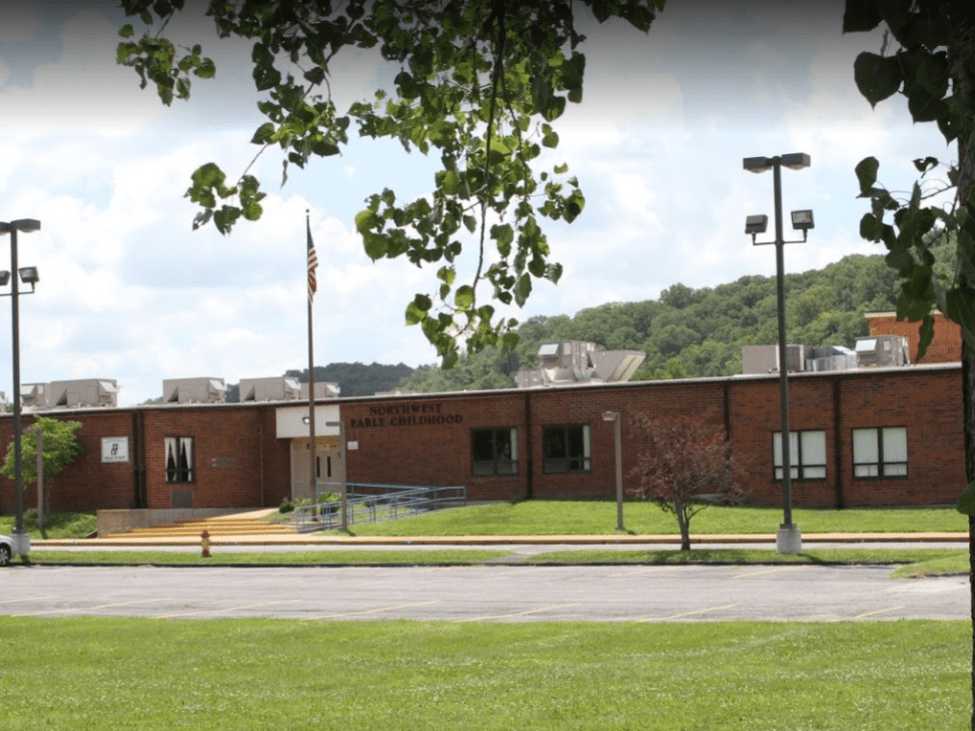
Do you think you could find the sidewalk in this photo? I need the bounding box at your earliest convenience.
[33,531,970,548]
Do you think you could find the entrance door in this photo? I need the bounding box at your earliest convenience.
[290,437,345,500]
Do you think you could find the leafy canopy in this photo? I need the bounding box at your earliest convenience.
[116,0,663,366]
[0,417,84,485]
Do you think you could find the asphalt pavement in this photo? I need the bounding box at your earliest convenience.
[1,564,967,622]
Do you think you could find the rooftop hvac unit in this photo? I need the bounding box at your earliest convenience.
[518,341,647,387]
[854,335,910,368]
[807,346,857,373]
[163,377,227,404]
[46,379,119,408]
[239,377,302,402]
[299,382,341,399]
[741,345,806,375]
[20,383,47,410]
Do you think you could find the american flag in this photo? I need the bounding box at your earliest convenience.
[306,211,318,302]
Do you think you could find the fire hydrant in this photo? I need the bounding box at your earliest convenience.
[201,530,211,558]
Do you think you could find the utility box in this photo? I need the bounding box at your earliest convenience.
[47,379,119,408]
[515,341,646,387]
[239,377,302,402]
[807,346,858,372]
[741,345,806,374]
[163,377,227,404]
[21,383,47,410]
[855,335,910,368]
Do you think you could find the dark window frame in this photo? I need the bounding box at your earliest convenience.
[852,426,909,480]
[542,423,592,474]
[471,427,518,477]
[164,435,195,484]
[772,429,828,482]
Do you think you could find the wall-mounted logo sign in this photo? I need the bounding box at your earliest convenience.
[350,402,463,429]
[101,436,129,463]
[347,441,359,451]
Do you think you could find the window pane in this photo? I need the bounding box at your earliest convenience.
[801,431,826,466]
[884,463,907,477]
[582,425,591,459]
[472,461,496,476]
[472,430,495,462]
[803,466,826,479]
[774,466,783,480]
[854,464,879,478]
[509,428,518,462]
[773,432,783,467]
[495,459,517,475]
[853,429,879,464]
[543,428,566,459]
[567,426,584,459]
[883,428,908,464]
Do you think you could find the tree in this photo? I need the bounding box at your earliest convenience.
[628,414,744,551]
[842,1,975,725]
[115,0,663,366]
[0,417,84,523]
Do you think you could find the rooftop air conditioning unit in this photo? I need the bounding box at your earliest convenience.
[239,377,303,402]
[806,346,858,373]
[163,377,227,404]
[47,379,119,408]
[854,335,910,368]
[518,341,647,387]
[21,383,47,410]
[299,382,341,399]
[741,344,806,375]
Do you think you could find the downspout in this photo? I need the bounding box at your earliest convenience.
[524,390,533,500]
[722,380,731,441]
[832,376,845,509]
[258,414,265,507]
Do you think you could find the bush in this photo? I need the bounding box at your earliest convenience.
[278,499,294,514]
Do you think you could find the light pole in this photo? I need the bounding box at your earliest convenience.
[602,410,624,532]
[742,154,814,555]
[0,218,41,560]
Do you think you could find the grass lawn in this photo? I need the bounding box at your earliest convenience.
[531,548,966,566]
[26,549,509,566]
[0,511,95,539]
[338,501,967,536]
[894,554,972,578]
[0,617,966,730]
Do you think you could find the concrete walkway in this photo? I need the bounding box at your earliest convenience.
[33,531,969,548]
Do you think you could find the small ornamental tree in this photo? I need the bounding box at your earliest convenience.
[629,414,744,551]
[0,417,84,516]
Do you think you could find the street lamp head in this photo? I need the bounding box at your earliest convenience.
[0,219,41,234]
[18,267,39,285]
[743,156,772,174]
[602,410,620,422]
[780,153,811,170]
[790,209,815,232]
[745,214,768,235]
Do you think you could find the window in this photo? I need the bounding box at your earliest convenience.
[472,428,517,476]
[853,427,908,478]
[164,437,194,483]
[543,424,591,473]
[773,430,827,480]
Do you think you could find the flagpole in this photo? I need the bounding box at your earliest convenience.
[306,210,317,502]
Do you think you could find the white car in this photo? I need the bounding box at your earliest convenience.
[0,534,13,566]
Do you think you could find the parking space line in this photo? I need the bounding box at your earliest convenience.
[308,600,440,620]
[637,603,739,622]
[16,598,162,617]
[454,603,581,623]
[0,595,54,606]
[156,599,304,619]
[732,567,795,579]
[852,605,905,620]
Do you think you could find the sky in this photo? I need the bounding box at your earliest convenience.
[0,1,953,405]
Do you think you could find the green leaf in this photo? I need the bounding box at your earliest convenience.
[491,224,514,257]
[514,273,532,306]
[553,163,569,175]
[859,213,882,241]
[957,480,975,516]
[454,285,475,310]
[195,57,216,79]
[912,156,938,174]
[119,23,135,38]
[304,66,325,85]
[442,170,460,195]
[363,233,387,260]
[842,0,882,32]
[355,209,378,234]
[251,123,275,144]
[853,52,901,107]
[462,214,477,233]
[854,157,879,196]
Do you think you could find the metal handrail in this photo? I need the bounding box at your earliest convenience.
[291,483,466,533]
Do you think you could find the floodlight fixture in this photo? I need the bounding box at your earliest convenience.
[743,156,773,173]
[0,271,9,287]
[602,410,619,422]
[18,267,39,285]
[0,219,41,235]
[780,153,811,170]
[745,214,768,235]
[791,209,815,232]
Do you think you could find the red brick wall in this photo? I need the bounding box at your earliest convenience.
[0,411,136,513]
[343,394,526,500]
[868,312,961,363]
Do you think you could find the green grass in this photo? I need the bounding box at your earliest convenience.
[894,554,972,578]
[532,548,966,566]
[0,617,967,729]
[0,511,95,539]
[26,549,509,566]
[338,501,967,536]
